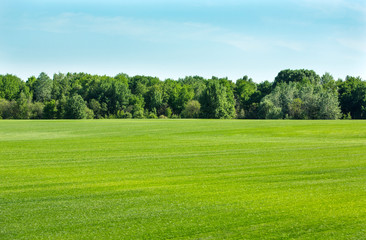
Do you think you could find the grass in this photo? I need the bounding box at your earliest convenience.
[0,119,365,239]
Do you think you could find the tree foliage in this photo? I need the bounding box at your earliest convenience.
[65,94,89,119]
[338,76,366,119]
[273,69,320,88]
[33,72,53,102]
[260,82,341,119]
[200,79,236,119]
[0,74,24,100]
[0,69,362,120]
[182,100,201,118]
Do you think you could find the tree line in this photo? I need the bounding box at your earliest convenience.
[0,69,365,120]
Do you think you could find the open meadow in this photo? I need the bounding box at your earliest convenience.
[0,120,365,239]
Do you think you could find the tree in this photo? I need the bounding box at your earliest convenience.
[321,73,337,94]
[289,98,304,119]
[0,99,15,119]
[43,100,58,119]
[175,85,194,114]
[0,74,24,100]
[17,91,31,119]
[338,76,366,119]
[244,81,273,119]
[26,76,37,93]
[181,100,201,118]
[56,95,67,119]
[273,69,320,88]
[89,99,102,119]
[164,81,181,114]
[129,75,159,96]
[0,70,353,120]
[52,73,70,100]
[65,94,88,119]
[29,102,44,119]
[86,76,130,116]
[200,80,236,119]
[33,72,52,102]
[257,81,272,97]
[235,76,257,118]
[260,81,341,119]
[259,99,283,119]
[165,107,172,118]
[145,84,163,112]
[112,78,131,112]
[114,73,129,85]
[318,91,341,119]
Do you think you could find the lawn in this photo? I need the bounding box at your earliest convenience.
[0,120,365,239]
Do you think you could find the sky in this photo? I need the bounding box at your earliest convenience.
[0,0,365,82]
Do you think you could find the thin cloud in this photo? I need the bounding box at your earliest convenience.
[298,0,366,14]
[22,12,304,53]
[337,38,366,53]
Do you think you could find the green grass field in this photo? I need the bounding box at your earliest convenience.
[1,120,365,239]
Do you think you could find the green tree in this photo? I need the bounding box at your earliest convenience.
[235,76,257,117]
[65,94,88,119]
[273,69,320,88]
[43,100,58,119]
[26,76,37,93]
[33,72,52,102]
[181,100,201,118]
[29,102,44,119]
[145,84,163,112]
[321,73,337,94]
[52,73,71,100]
[318,91,341,119]
[56,95,67,119]
[17,91,31,119]
[289,98,304,119]
[259,99,283,119]
[0,74,24,100]
[0,99,15,119]
[175,85,194,114]
[338,76,366,119]
[165,107,172,118]
[200,80,236,119]
[86,76,130,116]
[89,99,102,119]
[260,82,341,119]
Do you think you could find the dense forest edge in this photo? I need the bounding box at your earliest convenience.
[0,69,365,120]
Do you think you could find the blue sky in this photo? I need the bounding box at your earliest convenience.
[0,0,365,82]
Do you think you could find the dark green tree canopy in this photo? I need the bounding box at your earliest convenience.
[273,69,320,88]
[338,76,366,119]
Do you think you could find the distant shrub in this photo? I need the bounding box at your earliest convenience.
[124,112,132,119]
[85,107,94,119]
[148,112,158,119]
[165,107,172,118]
[182,100,201,118]
[30,102,44,119]
[343,112,352,120]
[133,110,144,119]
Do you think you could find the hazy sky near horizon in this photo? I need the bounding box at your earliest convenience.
[1,0,365,82]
